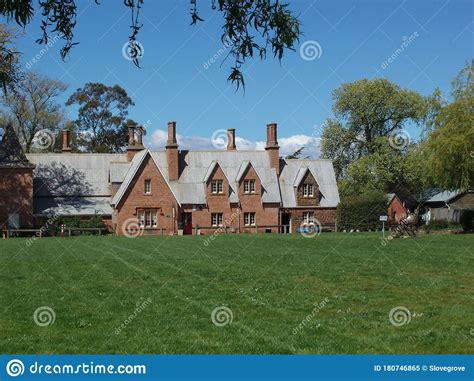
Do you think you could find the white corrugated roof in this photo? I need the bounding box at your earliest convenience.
[26,153,128,197]
[33,196,113,216]
[279,159,340,208]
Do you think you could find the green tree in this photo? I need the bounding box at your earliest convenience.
[66,83,137,153]
[332,78,426,152]
[338,137,429,204]
[0,23,21,94]
[320,119,360,179]
[0,1,300,90]
[423,61,474,191]
[1,72,67,152]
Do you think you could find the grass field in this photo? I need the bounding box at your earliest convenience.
[0,232,473,354]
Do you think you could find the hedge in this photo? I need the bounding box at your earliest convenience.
[337,191,387,231]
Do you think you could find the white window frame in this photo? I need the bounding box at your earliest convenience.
[244,212,256,226]
[303,211,314,225]
[139,209,158,228]
[211,180,223,194]
[303,184,314,197]
[244,179,256,194]
[211,213,223,227]
[144,179,151,195]
[138,210,145,227]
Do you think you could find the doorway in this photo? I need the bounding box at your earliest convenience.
[182,213,193,235]
[281,213,291,233]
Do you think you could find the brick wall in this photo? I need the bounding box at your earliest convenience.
[388,196,407,224]
[289,208,337,231]
[296,170,320,206]
[0,168,34,229]
[115,154,179,236]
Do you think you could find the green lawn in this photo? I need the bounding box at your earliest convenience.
[0,232,473,354]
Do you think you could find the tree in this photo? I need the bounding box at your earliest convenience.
[423,61,474,191]
[338,137,429,205]
[0,23,22,94]
[332,79,426,153]
[0,1,301,90]
[320,119,360,179]
[1,72,67,152]
[66,83,137,153]
[285,146,309,159]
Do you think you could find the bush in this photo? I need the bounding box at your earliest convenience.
[337,190,387,231]
[427,219,448,229]
[460,210,474,232]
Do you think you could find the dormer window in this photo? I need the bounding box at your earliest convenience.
[243,179,256,194]
[144,179,151,194]
[303,184,314,197]
[211,180,224,194]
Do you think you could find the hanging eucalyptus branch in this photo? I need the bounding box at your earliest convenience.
[0,0,301,90]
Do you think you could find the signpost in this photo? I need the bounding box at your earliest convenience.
[379,215,388,238]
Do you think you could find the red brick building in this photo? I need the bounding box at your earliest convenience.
[0,123,340,235]
[386,193,408,224]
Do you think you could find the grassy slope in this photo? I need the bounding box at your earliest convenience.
[0,233,473,354]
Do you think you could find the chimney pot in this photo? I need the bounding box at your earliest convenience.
[266,123,278,148]
[265,123,280,176]
[62,129,71,152]
[137,126,143,146]
[167,121,178,147]
[226,128,236,151]
[128,124,136,146]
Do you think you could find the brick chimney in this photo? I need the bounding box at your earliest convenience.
[62,129,71,153]
[265,123,280,175]
[166,121,179,181]
[127,123,144,161]
[227,128,236,151]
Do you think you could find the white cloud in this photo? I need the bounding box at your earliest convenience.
[146,129,321,158]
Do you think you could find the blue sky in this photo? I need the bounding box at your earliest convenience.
[7,0,474,156]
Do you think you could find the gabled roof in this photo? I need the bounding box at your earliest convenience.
[162,150,281,205]
[292,166,317,187]
[0,125,35,169]
[279,159,340,208]
[111,149,180,207]
[425,190,463,203]
[235,160,263,183]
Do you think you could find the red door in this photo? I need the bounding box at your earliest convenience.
[182,213,193,235]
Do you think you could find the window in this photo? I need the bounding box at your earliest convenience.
[211,180,224,194]
[144,179,151,194]
[138,209,158,228]
[303,184,314,197]
[211,213,223,227]
[138,210,145,227]
[303,211,314,225]
[244,179,256,193]
[244,212,256,226]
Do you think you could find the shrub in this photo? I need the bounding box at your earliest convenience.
[427,219,448,229]
[460,210,474,232]
[337,190,387,231]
